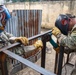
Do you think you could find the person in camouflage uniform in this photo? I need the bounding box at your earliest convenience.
[0,5,43,75]
[52,14,76,52]
[52,14,76,75]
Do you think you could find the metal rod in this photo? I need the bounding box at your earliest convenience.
[54,53,58,73]
[57,46,64,75]
[0,30,52,52]
[3,50,55,75]
[28,30,52,40]
[41,36,47,75]
[0,53,8,75]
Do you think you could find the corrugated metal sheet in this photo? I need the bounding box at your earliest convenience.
[6,10,42,38]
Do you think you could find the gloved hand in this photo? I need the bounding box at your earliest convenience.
[33,40,43,49]
[52,27,61,37]
[53,47,60,53]
[15,37,28,46]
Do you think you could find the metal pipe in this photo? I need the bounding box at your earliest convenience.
[57,46,64,75]
[28,30,52,40]
[41,36,47,75]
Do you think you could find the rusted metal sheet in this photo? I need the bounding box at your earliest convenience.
[6,10,42,38]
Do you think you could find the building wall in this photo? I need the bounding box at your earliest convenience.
[0,0,5,4]
[5,1,76,29]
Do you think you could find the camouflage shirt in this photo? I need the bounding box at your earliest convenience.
[0,30,25,55]
[59,24,76,50]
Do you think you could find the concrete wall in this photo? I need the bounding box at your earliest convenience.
[5,1,76,29]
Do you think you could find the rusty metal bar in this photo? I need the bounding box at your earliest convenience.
[0,52,8,75]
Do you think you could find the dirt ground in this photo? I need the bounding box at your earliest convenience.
[15,28,76,75]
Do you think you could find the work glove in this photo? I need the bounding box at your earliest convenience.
[23,40,43,58]
[9,37,28,45]
[52,27,61,37]
[33,40,43,49]
[15,37,28,45]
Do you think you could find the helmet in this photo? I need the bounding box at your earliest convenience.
[0,5,11,33]
[55,14,70,35]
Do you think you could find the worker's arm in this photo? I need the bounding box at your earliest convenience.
[52,26,76,50]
